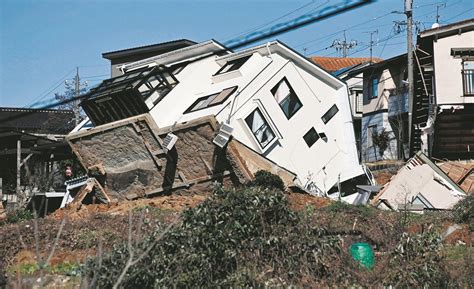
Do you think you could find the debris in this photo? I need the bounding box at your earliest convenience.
[372,152,466,211]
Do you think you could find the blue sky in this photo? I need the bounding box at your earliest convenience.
[0,0,472,107]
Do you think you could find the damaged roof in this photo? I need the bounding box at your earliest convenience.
[0,107,75,134]
[372,152,466,210]
[439,161,474,194]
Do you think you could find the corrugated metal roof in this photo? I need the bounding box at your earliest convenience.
[309,56,382,72]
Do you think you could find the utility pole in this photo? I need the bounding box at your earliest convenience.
[406,0,414,156]
[74,67,81,126]
[331,30,357,57]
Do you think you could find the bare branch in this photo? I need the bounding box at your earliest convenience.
[45,218,67,265]
[112,213,179,289]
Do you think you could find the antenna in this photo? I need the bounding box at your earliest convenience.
[331,30,357,57]
[363,30,378,63]
[435,3,446,25]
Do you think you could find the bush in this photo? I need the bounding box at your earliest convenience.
[452,195,473,227]
[1,209,34,225]
[83,186,343,288]
[252,170,285,191]
[383,232,449,287]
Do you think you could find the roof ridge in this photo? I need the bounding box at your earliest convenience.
[0,107,74,113]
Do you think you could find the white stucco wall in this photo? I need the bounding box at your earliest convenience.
[144,47,364,191]
[433,30,474,105]
[81,42,366,193]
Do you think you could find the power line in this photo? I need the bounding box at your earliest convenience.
[1,0,375,125]
[222,0,325,42]
[295,11,393,49]
[24,68,76,108]
[297,1,464,54]
[224,0,374,50]
[444,8,474,22]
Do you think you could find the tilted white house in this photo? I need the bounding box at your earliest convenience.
[76,40,368,194]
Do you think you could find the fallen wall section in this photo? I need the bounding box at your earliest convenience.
[67,114,295,201]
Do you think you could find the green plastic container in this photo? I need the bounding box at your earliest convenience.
[350,242,375,270]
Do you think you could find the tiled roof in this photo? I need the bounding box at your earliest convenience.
[309,56,382,72]
[0,107,75,134]
[439,161,474,194]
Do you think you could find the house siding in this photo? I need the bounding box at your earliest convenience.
[433,30,474,104]
[361,111,398,162]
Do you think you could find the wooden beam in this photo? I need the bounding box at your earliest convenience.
[20,153,34,168]
[0,148,36,156]
[16,139,21,194]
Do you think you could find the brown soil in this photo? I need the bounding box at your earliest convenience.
[286,192,331,211]
[51,193,209,220]
[374,171,394,186]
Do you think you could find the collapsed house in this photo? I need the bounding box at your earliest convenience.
[65,114,296,202]
[67,39,370,200]
[372,152,466,212]
[0,107,76,213]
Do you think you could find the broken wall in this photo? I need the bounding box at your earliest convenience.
[67,114,294,201]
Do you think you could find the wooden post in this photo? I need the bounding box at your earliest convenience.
[16,138,21,196]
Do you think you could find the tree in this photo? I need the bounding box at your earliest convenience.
[372,128,390,160]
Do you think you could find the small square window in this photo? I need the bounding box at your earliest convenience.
[303,127,320,148]
[214,55,251,76]
[245,108,276,148]
[321,104,339,124]
[271,77,303,119]
[185,86,237,113]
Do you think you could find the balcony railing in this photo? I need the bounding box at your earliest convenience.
[462,69,474,96]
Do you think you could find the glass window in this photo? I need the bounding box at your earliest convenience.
[271,77,303,119]
[214,55,251,75]
[370,77,379,99]
[462,60,474,96]
[185,86,237,113]
[368,125,377,147]
[245,108,276,148]
[303,127,320,148]
[321,104,339,124]
[355,91,363,113]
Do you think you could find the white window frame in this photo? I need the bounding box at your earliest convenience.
[242,102,281,153]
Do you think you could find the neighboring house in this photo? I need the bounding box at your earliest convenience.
[310,57,382,159]
[76,40,369,195]
[411,19,474,159]
[372,152,466,211]
[349,54,409,162]
[0,107,75,209]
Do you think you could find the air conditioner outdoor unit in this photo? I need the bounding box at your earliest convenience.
[213,123,233,148]
[163,132,178,152]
